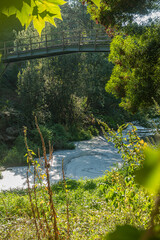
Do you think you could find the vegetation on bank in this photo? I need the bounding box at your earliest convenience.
[0,173,153,240]
[0,123,98,167]
[1,121,159,239]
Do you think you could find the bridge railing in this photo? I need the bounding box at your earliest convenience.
[0,29,111,59]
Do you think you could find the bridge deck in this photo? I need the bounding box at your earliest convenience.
[0,29,110,63]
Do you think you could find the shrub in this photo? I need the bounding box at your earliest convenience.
[3,147,25,166]
[30,124,75,151]
[68,125,92,141]
[0,143,8,165]
[30,125,53,147]
[87,125,99,136]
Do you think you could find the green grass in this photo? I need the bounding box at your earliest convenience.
[0,169,153,240]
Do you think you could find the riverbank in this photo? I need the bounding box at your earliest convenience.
[1,120,159,191]
[0,170,152,239]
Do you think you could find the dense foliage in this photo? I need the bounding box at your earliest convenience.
[84,0,159,31]
[105,24,160,112]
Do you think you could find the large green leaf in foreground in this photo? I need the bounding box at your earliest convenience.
[0,0,66,35]
[135,146,160,193]
[103,225,160,240]
[104,225,144,240]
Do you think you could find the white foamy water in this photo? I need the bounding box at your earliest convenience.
[0,136,122,191]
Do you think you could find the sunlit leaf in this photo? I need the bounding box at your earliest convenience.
[92,0,100,8]
[135,147,160,193]
[16,1,33,26]
[0,0,66,35]
[33,15,45,35]
[47,0,66,5]
[43,15,56,26]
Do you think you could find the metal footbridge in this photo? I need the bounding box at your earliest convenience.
[0,29,111,63]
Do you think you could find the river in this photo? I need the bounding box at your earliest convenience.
[0,136,122,191]
[1,122,156,192]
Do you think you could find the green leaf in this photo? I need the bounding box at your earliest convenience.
[103,225,144,240]
[2,6,18,17]
[37,1,62,18]
[43,14,56,26]
[1,0,66,34]
[47,0,66,5]
[16,1,33,26]
[135,147,160,193]
[0,1,23,11]
[92,0,100,8]
[33,15,46,35]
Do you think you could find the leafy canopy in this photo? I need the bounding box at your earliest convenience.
[83,0,159,30]
[0,0,66,35]
[105,24,160,112]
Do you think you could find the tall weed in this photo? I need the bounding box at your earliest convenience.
[23,117,70,239]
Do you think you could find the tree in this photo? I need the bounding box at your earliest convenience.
[83,0,159,31]
[105,24,160,112]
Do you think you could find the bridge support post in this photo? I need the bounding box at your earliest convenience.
[16,40,19,56]
[94,29,97,50]
[62,32,64,51]
[45,34,48,52]
[30,37,32,55]
[78,31,81,51]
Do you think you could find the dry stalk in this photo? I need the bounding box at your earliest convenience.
[35,116,60,240]
[33,163,46,239]
[27,170,41,240]
[24,127,41,240]
[62,159,70,239]
[37,148,55,238]
[41,208,53,239]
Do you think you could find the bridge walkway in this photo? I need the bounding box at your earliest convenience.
[0,29,111,63]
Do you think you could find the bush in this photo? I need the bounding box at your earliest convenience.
[2,135,39,166]
[68,125,93,141]
[87,125,99,136]
[31,124,75,151]
[3,147,25,166]
[78,129,92,140]
[0,143,8,165]
[30,125,53,147]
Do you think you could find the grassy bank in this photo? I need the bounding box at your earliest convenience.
[0,168,153,240]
